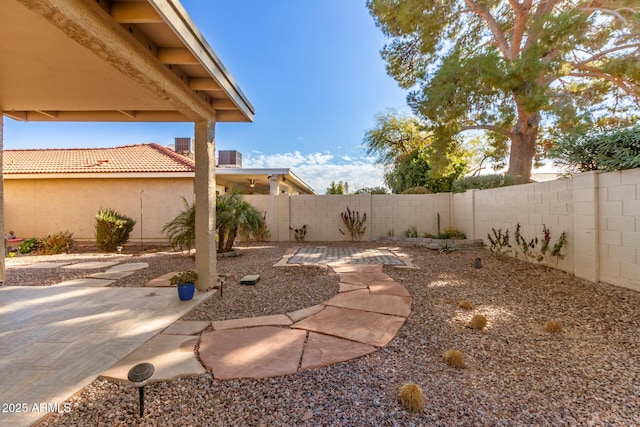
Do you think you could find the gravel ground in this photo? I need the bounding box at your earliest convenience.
[20,242,640,426]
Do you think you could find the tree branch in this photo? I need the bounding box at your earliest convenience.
[573,43,640,68]
[461,124,510,136]
[567,70,640,97]
[464,0,512,59]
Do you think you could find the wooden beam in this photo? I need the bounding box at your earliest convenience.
[158,48,199,65]
[111,2,163,23]
[35,110,59,118]
[189,77,221,90]
[212,99,236,110]
[118,110,137,119]
[3,111,27,121]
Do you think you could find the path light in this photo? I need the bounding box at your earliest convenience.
[128,362,154,417]
[475,258,482,269]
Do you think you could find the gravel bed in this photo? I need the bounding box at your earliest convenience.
[27,243,640,426]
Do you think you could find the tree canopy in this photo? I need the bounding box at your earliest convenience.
[326,180,345,194]
[368,0,640,183]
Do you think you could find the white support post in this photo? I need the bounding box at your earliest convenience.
[194,119,217,291]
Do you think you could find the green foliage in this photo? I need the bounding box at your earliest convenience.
[162,197,195,253]
[338,206,367,241]
[438,228,466,240]
[38,231,76,255]
[353,186,389,194]
[216,191,265,252]
[440,242,455,253]
[401,186,431,194]
[368,0,640,182]
[326,180,345,195]
[95,208,136,252]
[404,226,419,238]
[169,270,198,286]
[363,110,430,165]
[452,175,519,193]
[245,212,270,242]
[18,238,38,254]
[386,149,466,194]
[549,124,640,172]
[289,225,307,242]
[387,229,395,237]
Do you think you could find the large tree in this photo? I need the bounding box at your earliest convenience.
[368,0,640,183]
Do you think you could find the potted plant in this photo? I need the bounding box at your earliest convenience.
[170,270,198,301]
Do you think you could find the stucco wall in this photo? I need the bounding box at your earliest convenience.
[4,177,194,243]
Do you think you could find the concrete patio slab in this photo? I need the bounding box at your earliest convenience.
[61,261,119,269]
[163,320,211,335]
[293,306,406,347]
[50,278,115,287]
[0,286,207,427]
[211,314,292,330]
[106,262,149,272]
[199,326,307,379]
[11,262,72,269]
[144,271,177,287]
[100,334,205,383]
[89,270,134,280]
[286,304,325,323]
[300,332,376,370]
[324,289,412,317]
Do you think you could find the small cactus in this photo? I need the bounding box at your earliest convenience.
[459,300,474,310]
[444,349,466,369]
[544,319,563,333]
[398,382,424,413]
[469,314,487,330]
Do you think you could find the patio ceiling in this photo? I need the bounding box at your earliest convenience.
[0,0,254,123]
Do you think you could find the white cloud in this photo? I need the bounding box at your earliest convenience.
[243,151,386,194]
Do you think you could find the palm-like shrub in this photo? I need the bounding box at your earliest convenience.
[95,208,136,252]
[216,191,264,252]
[162,197,196,253]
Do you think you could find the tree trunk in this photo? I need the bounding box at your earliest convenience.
[217,227,226,253]
[223,228,237,253]
[507,110,540,184]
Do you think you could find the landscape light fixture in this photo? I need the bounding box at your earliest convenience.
[128,362,155,417]
[475,258,482,269]
[249,179,256,188]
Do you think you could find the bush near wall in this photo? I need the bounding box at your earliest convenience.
[451,174,518,193]
[95,208,136,252]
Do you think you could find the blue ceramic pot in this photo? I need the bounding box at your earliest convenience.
[177,282,195,301]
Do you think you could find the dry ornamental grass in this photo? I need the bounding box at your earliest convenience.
[398,383,425,413]
[544,319,564,333]
[459,299,474,310]
[444,349,466,369]
[469,314,488,330]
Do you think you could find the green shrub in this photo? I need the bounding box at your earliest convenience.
[38,231,75,254]
[18,238,39,254]
[438,227,466,239]
[95,208,136,252]
[404,226,419,238]
[400,186,431,194]
[451,174,518,193]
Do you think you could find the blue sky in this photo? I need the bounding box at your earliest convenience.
[3,1,410,193]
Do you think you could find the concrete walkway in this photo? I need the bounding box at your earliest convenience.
[102,263,412,382]
[0,285,206,427]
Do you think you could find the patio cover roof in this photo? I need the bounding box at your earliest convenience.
[1,0,254,123]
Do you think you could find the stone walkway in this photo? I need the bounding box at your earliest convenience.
[287,247,407,266]
[102,263,412,382]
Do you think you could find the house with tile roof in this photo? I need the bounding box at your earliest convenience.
[3,143,315,244]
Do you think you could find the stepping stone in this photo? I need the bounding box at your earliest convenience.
[144,272,178,287]
[62,261,119,270]
[339,283,367,293]
[100,334,204,383]
[286,304,325,323]
[293,306,405,347]
[330,264,383,274]
[325,289,412,317]
[199,326,307,379]
[51,278,115,288]
[163,320,211,335]
[300,332,376,370]
[106,262,149,272]
[19,262,71,269]
[89,271,134,280]
[211,314,292,330]
[337,272,392,286]
[368,279,411,297]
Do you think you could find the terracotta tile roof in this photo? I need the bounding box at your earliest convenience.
[3,143,195,174]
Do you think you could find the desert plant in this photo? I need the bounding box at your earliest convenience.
[469,314,488,330]
[459,300,474,310]
[398,383,424,413]
[387,228,395,237]
[438,227,466,240]
[487,228,511,254]
[216,191,265,252]
[515,223,568,268]
[38,231,76,254]
[444,349,466,369]
[440,242,455,253]
[169,270,198,286]
[404,226,419,238]
[338,206,367,241]
[95,208,136,252]
[544,319,563,334]
[162,197,195,253]
[437,212,441,235]
[289,225,307,242]
[244,212,270,242]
